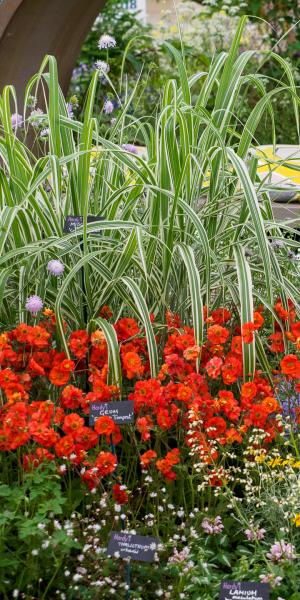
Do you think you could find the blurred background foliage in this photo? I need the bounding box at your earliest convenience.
[68,0,300,145]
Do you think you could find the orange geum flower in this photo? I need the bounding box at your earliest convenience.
[211,307,231,324]
[115,317,140,341]
[241,381,257,400]
[60,385,83,409]
[122,351,144,379]
[205,356,223,379]
[231,336,242,355]
[281,354,300,378]
[27,326,51,348]
[0,368,19,388]
[262,396,281,414]
[225,428,243,444]
[55,434,76,458]
[91,329,106,346]
[177,383,193,403]
[99,305,113,319]
[49,367,71,386]
[60,358,76,372]
[241,322,255,344]
[183,345,201,361]
[94,415,115,437]
[0,333,9,350]
[62,413,84,434]
[207,325,229,345]
[269,333,284,353]
[95,451,117,476]
[140,449,157,468]
[72,426,98,450]
[253,311,264,330]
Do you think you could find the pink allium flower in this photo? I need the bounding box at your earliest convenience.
[122,143,138,155]
[104,100,114,115]
[25,295,43,315]
[201,516,224,535]
[11,113,23,130]
[266,540,296,563]
[47,259,64,277]
[98,34,116,49]
[245,527,266,541]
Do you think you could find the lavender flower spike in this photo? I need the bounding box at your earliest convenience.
[98,34,116,50]
[47,259,65,277]
[25,295,44,315]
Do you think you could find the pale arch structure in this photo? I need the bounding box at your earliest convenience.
[0,0,105,103]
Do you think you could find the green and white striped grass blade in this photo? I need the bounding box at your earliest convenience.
[233,244,255,381]
[122,276,158,377]
[91,317,122,392]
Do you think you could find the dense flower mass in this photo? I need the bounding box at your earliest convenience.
[0,300,299,490]
[0,298,300,597]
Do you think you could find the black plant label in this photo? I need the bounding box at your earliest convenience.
[219,581,270,600]
[89,400,134,426]
[63,215,104,235]
[107,532,159,562]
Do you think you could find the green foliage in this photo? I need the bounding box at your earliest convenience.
[0,462,81,597]
[0,20,299,374]
[69,0,164,130]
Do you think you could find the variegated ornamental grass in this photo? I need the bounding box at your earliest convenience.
[0,18,299,385]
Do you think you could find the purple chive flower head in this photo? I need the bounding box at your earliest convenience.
[11,113,23,130]
[98,34,116,50]
[29,108,44,127]
[245,527,266,541]
[25,295,44,315]
[95,60,110,75]
[266,540,296,563]
[40,128,50,138]
[122,143,138,155]
[103,99,114,115]
[201,516,224,535]
[47,259,65,277]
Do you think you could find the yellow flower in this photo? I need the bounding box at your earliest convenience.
[292,514,300,527]
[255,453,266,464]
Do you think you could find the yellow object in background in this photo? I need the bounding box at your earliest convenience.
[256,145,300,200]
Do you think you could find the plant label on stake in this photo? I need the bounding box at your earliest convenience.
[63,215,104,235]
[219,581,270,600]
[107,532,159,562]
[89,400,134,427]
